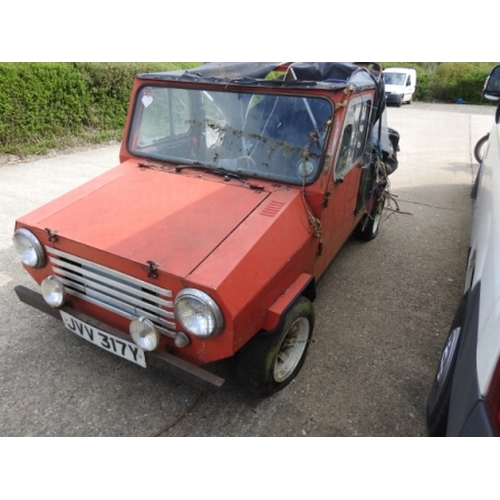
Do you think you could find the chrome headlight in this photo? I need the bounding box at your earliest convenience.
[174,288,223,339]
[41,275,65,308]
[130,317,160,351]
[13,228,46,268]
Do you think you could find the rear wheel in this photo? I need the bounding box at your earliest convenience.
[354,195,385,241]
[237,296,314,397]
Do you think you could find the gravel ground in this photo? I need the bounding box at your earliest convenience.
[0,141,121,167]
[409,102,496,115]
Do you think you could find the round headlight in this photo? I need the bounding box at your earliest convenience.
[174,288,223,339]
[13,228,46,268]
[129,317,160,351]
[41,275,66,308]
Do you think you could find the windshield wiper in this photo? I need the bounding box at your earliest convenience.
[174,163,246,181]
[138,159,244,180]
[138,159,264,190]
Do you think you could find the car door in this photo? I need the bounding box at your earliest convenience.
[315,93,373,277]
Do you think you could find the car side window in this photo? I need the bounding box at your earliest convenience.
[334,97,371,182]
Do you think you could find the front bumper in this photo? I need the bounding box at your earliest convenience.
[385,93,402,105]
[14,285,225,392]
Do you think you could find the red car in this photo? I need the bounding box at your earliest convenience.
[13,62,399,396]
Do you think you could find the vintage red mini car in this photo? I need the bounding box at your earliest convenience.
[13,62,399,396]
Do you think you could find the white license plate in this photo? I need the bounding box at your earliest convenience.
[60,311,146,368]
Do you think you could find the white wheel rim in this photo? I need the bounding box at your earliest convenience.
[372,211,381,234]
[273,317,310,383]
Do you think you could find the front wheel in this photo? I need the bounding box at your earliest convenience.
[426,294,467,436]
[237,296,314,397]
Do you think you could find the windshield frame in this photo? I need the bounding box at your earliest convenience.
[126,84,335,186]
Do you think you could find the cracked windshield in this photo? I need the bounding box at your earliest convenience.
[129,86,333,184]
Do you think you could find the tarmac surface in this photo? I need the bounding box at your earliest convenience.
[0,102,495,436]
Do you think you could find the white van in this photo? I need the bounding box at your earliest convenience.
[383,67,417,106]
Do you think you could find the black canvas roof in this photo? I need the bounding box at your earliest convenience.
[137,62,382,91]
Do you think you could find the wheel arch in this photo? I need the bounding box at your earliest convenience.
[237,294,315,396]
[427,289,471,436]
[261,273,316,333]
[446,283,483,435]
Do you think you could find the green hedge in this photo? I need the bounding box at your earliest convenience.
[427,62,495,103]
[0,62,199,156]
[1,62,499,157]
[382,62,499,104]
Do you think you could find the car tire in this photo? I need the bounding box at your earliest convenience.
[426,294,467,436]
[353,195,385,241]
[474,133,490,164]
[237,296,314,397]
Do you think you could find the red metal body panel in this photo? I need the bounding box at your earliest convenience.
[188,186,319,353]
[315,165,364,277]
[18,160,268,278]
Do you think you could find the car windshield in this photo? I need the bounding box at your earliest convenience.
[384,72,406,85]
[128,86,334,185]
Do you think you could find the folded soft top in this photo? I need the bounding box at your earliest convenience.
[137,61,382,91]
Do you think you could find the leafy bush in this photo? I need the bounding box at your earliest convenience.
[0,63,90,154]
[382,62,499,104]
[0,62,199,156]
[427,62,494,103]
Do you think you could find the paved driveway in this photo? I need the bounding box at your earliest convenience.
[0,103,495,436]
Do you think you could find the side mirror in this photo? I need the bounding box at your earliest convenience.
[483,65,500,101]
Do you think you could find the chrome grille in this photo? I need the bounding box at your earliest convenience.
[47,247,176,337]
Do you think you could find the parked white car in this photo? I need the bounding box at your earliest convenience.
[383,67,416,106]
[426,64,500,436]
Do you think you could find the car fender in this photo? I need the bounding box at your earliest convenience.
[262,273,315,332]
[447,282,495,436]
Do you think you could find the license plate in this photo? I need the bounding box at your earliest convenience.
[60,311,146,368]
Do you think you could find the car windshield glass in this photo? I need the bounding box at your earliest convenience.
[128,86,333,185]
[384,72,406,85]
